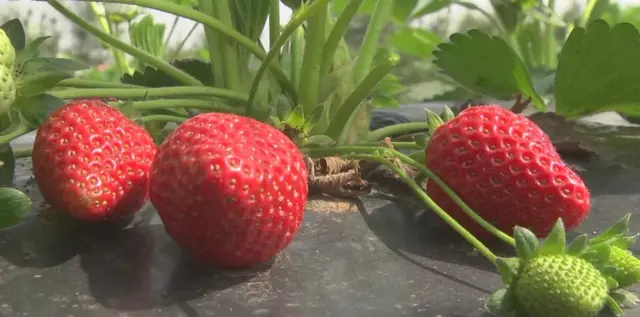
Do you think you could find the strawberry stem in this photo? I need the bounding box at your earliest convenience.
[0,121,29,145]
[136,115,187,125]
[302,145,517,247]
[119,99,244,113]
[343,152,497,264]
[367,122,429,142]
[50,87,249,105]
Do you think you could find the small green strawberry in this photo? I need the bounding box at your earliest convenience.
[0,29,15,70]
[486,218,629,317]
[0,64,16,115]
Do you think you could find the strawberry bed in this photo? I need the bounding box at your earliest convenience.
[0,104,638,316]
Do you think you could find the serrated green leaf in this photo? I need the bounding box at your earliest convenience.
[412,133,429,147]
[0,144,15,187]
[433,29,546,110]
[17,93,66,128]
[20,71,69,97]
[390,27,442,57]
[555,20,640,118]
[0,19,25,51]
[16,36,51,64]
[304,135,336,147]
[22,57,89,74]
[538,218,566,256]
[514,226,539,261]
[485,288,515,315]
[121,59,214,87]
[0,187,31,230]
[440,105,456,122]
[495,257,520,285]
[567,234,589,256]
[426,109,444,132]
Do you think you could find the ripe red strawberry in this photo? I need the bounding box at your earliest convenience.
[32,99,157,221]
[425,105,590,238]
[149,112,308,268]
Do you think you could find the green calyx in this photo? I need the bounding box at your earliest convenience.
[0,29,16,71]
[487,215,640,317]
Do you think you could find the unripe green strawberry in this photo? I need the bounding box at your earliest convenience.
[0,29,15,70]
[609,246,640,288]
[515,254,608,317]
[0,64,16,115]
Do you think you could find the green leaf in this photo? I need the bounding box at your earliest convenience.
[0,19,26,51]
[433,29,546,110]
[514,226,539,261]
[610,289,640,308]
[613,234,638,250]
[494,257,520,285]
[409,150,425,164]
[426,109,445,132]
[537,218,566,256]
[392,0,419,22]
[490,0,522,33]
[411,0,453,19]
[391,27,442,57]
[121,59,214,87]
[440,105,456,122]
[555,20,640,118]
[590,213,632,245]
[0,187,31,230]
[606,294,624,315]
[304,135,336,147]
[22,57,89,74]
[17,93,66,128]
[485,288,515,315]
[19,71,69,97]
[16,36,51,64]
[567,234,589,256]
[600,265,619,277]
[582,243,612,265]
[0,144,15,187]
[412,133,429,147]
[129,14,166,70]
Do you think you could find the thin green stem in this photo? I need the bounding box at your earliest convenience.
[125,99,243,113]
[305,149,498,264]
[544,0,557,68]
[170,22,199,60]
[13,146,32,159]
[360,141,422,150]
[136,114,187,124]
[88,2,130,75]
[0,121,29,145]
[351,0,393,85]
[320,0,364,75]
[301,145,516,247]
[198,0,225,88]
[367,122,428,142]
[298,2,329,115]
[84,0,296,102]
[247,0,332,117]
[269,0,280,52]
[50,86,249,104]
[211,0,241,90]
[325,54,399,140]
[48,0,202,86]
[57,78,142,88]
[289,26,304,89]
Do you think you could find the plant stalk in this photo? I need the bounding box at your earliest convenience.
[124,99,244,113]
[198,0,226,88]
[88,1,130,75]
[320,0,364,76]
[352,0,393,86]
[57,78,142,88]
[50,86,249,104]
[137,114,187,124]
[367,122,428,142]
[211,0,242,90]
[298,2,329,115]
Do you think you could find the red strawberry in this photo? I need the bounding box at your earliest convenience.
[425,105,590,238]
[149,112,308,268]
[32,99,157,221]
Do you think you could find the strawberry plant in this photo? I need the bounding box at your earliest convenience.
[0,0,639,316]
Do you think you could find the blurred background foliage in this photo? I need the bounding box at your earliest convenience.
[2,1,640,107]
